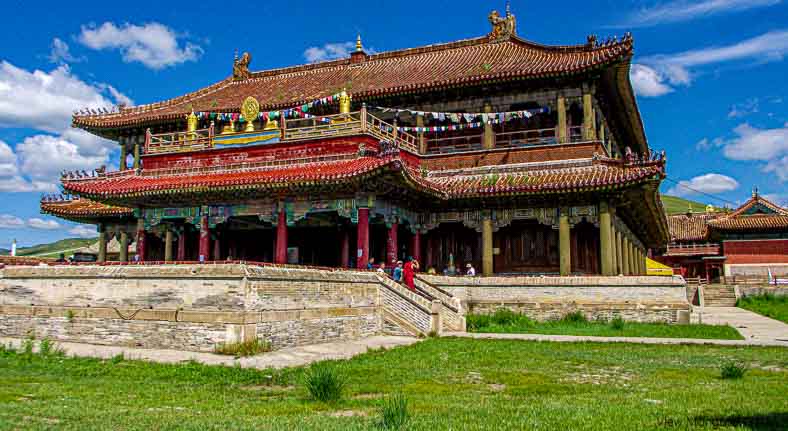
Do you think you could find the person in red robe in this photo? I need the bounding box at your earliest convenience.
[403,258,416,291]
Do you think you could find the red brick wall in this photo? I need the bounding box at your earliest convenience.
[723,240,788,264]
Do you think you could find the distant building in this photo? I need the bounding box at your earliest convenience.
[656,191,788,281]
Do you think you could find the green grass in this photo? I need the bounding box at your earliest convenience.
[467,309,743,340]
[214,339,271,357]
[661,195,709,215]
[0,237,96,257]
[737,293,788,324]
[1,338,786,430]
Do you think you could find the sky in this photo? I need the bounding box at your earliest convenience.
[0,0,787,247]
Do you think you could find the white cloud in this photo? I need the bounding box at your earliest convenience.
[16,133,111,182]
[0,214,24,229]
[763,156,788,182]
[637,30,788,96]
[719,122,788,161]
[79,22,203,70]
[48,38,82,64]
[668,173,740,196]
[0,61,125,192]
[27,218,61,230]
[0,61,128,132]
[728,98,760,118]
[69,225,97,238]
[622,0,781,28]
[630,64,673,97]
[304,42,356,63]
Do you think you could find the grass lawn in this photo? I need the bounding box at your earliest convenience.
[467,310,744,340]
[1,338,786,430]
[738,293,788,324]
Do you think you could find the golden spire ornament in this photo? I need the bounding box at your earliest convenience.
[356,34,363,52]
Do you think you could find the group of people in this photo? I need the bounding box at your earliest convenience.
[369,257,420,291]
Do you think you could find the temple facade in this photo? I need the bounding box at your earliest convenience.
[657,192,788,281]
[41,10,668,276]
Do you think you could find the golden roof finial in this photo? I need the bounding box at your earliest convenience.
[356,34,363,52]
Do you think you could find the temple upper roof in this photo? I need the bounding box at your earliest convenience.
[72,33,635,132]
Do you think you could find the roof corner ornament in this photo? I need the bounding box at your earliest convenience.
[233,51,252,80]
[488,2,516,41]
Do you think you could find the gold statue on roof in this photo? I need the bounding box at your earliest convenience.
[241,96,260,132]
[233,51,252,80]
[488,2,517,41]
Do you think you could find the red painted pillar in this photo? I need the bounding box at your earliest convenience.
[176,228,186,261]
[356,208,369,269]
[275,209,288,264]
[412,230,422,264]
[136,219,147,262]
[386,220,398,265]
[340,230,350,268]
[199,215,210,262]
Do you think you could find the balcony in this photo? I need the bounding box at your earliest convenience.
[665,242,721,256]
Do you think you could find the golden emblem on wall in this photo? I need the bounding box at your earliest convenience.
[241,96,260,132]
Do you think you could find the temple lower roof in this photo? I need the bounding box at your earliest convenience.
[40,197,134,223]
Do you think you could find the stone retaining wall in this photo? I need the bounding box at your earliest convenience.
[0,264,383,352]
[418,275,690,323]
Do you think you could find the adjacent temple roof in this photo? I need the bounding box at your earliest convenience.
[71,32,636,132]
[40,196,133,223]
[667,192,788,242]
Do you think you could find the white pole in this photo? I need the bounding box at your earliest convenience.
[11,239,17,256]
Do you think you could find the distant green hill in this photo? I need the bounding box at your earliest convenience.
[661,195,709,215]
[1,238,97,258]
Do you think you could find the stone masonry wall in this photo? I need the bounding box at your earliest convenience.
[0,264,383,352]
[418,275,690,323]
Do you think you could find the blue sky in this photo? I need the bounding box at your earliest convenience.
[1,0,787,247]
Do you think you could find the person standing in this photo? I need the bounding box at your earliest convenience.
[366,257,376,270]
[403,258,416,291]
[465,263,476,276]
[393,261,403,283]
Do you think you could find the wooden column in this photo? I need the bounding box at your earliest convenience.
[411,230,422,264]
[559,208,571,276]
[386,219,398,265]
[275,208,287,264]
[164,228,174,262]
[583,93,597,141]
[177,228,186,261]
[599,202,614,276]
[627,240,635,276]
[340,230,350,268]
[133,136,141,170]
[119,137,128,171]
[557,95,567,143]
[356,208,370,269]
[213,233,221,261]
[416,114,427,154]
[136,218,146,262]
[97,223,107,263]
[198,215,210,262]
[639,248,645,275]
[119,230,129,262]
[610,222,618,275]
[483,102,494,149]
[615,230,624,275]
[482,216,493,276]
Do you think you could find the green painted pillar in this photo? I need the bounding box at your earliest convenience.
[97,224,107,263]
[583,93,596,141]
[621,237,630,276]
[133,137,141,170]
[557,96,567,143]
[599,202,614,276]
[559,208,571,276]
[164,228,174,262]
[628,240,636,276]
[482,217,494,276]
[119,231,129,262]
[119,138,128,171]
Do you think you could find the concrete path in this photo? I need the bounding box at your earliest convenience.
[694,306,788,344]
[0,335,420,370]
[445,331,788,347]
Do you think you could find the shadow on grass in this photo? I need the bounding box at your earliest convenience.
[662,412,788,430]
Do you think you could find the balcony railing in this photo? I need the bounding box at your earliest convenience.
[665,242,721,256]
[145,109,419,156]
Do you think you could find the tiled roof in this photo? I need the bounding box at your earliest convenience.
[40,197,133,221]
[707,214,788,231]
[60,155,664,202]
[728,193,787,217]
[72,35,633,130]
[666,214,717,242]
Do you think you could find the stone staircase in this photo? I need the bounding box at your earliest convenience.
[702,284,738,307]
